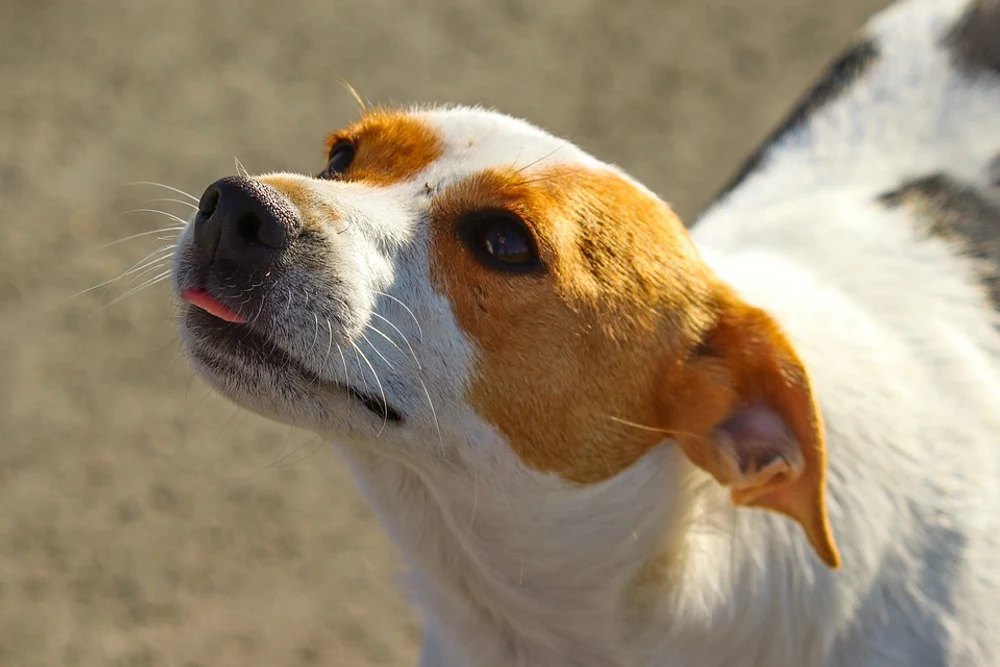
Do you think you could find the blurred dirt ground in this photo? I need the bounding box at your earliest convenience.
[0,1,889,665]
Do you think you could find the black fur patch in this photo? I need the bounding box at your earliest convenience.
[947,0,1000,75]
[880,174,1000,308]
[704,38,880,211]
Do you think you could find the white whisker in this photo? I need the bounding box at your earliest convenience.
[235,157,250,179]
[90,270,172,315]
[127,242,177,268]
[370,311,421,369]
[120,208,189,226]
[92,227,184,251]
[70,243,177,300]
[352,345,373,397]
[359,330,396,371]
[71,253,171,300]
[417,372,445,458]
[120,258,174,290]
[125,181,199,203]
[335,341,353,420]
[374,291,424,342]
[120,248,177,280]
[365,322,405,356]
[249,284,267,325]
[323,318,335,370]
[142,197,198,211]
[604,414,672,434]
[120,265,174,292]
[351,341,390,436]
[369,311,441,453]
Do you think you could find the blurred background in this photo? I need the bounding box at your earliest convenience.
[0,0,889,665]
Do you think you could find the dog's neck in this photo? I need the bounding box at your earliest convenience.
[337,231,896,666]
[338,440,826,667]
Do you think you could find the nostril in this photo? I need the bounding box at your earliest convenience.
[236,212,265,246]
[193,176,300,265]
[198,186,221,217]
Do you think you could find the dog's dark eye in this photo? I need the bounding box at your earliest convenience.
[320,141,356,179]
[464,211,540,270]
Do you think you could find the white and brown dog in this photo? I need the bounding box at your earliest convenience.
[168,0,1000,664]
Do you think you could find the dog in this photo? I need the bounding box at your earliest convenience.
[167,0,1000,664]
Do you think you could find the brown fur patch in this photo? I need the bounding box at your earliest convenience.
[255,174,331,235]
[255,174,315,207]
[429,166,719,484]
[323,108,443,186]
[428,164,839,565]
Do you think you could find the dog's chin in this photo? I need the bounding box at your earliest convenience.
[179,307,403,428]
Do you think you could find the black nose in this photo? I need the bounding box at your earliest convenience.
[193,176,302,269]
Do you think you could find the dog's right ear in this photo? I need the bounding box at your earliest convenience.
[662,292,841,569]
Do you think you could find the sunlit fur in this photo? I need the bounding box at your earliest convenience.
[165,0,1000,665]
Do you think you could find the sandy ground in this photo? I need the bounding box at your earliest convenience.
[0,0,890,665]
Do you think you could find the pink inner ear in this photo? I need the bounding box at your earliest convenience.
[715,403,801,480]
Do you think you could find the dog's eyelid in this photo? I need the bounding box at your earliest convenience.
[327,137,357,160]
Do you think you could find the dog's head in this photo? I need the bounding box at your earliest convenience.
[172,105,840,568]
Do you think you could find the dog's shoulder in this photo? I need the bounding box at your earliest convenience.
[695,0,1000,292]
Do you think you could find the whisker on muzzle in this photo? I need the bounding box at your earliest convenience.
[89,269,173,316]
[91,226,184,252]
[124,181,199,204]
[234,157,251,180]
[369,312,421,370]
[140,196,198,212]
[365,311,443,454]
[350,340,390,436]
[72,234,179,302]
[374,291,424,343]
[358,329,396,372]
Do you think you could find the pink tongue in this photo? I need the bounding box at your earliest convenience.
[181,288,247,323]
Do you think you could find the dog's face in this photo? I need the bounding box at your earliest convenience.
[172,105,840,567]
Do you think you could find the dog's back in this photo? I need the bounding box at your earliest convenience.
[693,0,1000,663]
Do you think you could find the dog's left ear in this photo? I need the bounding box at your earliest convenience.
[665,294,841,569]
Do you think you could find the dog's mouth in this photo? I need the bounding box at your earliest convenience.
[180,288,403,424]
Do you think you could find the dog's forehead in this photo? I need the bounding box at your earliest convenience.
[413,106,605,179]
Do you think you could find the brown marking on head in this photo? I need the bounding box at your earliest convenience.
[429,164,839,567]
[323,107,444,187]
[429,165,716,483]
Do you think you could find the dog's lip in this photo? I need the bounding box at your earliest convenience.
[181,304,403,424]
[180,288,246,323]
